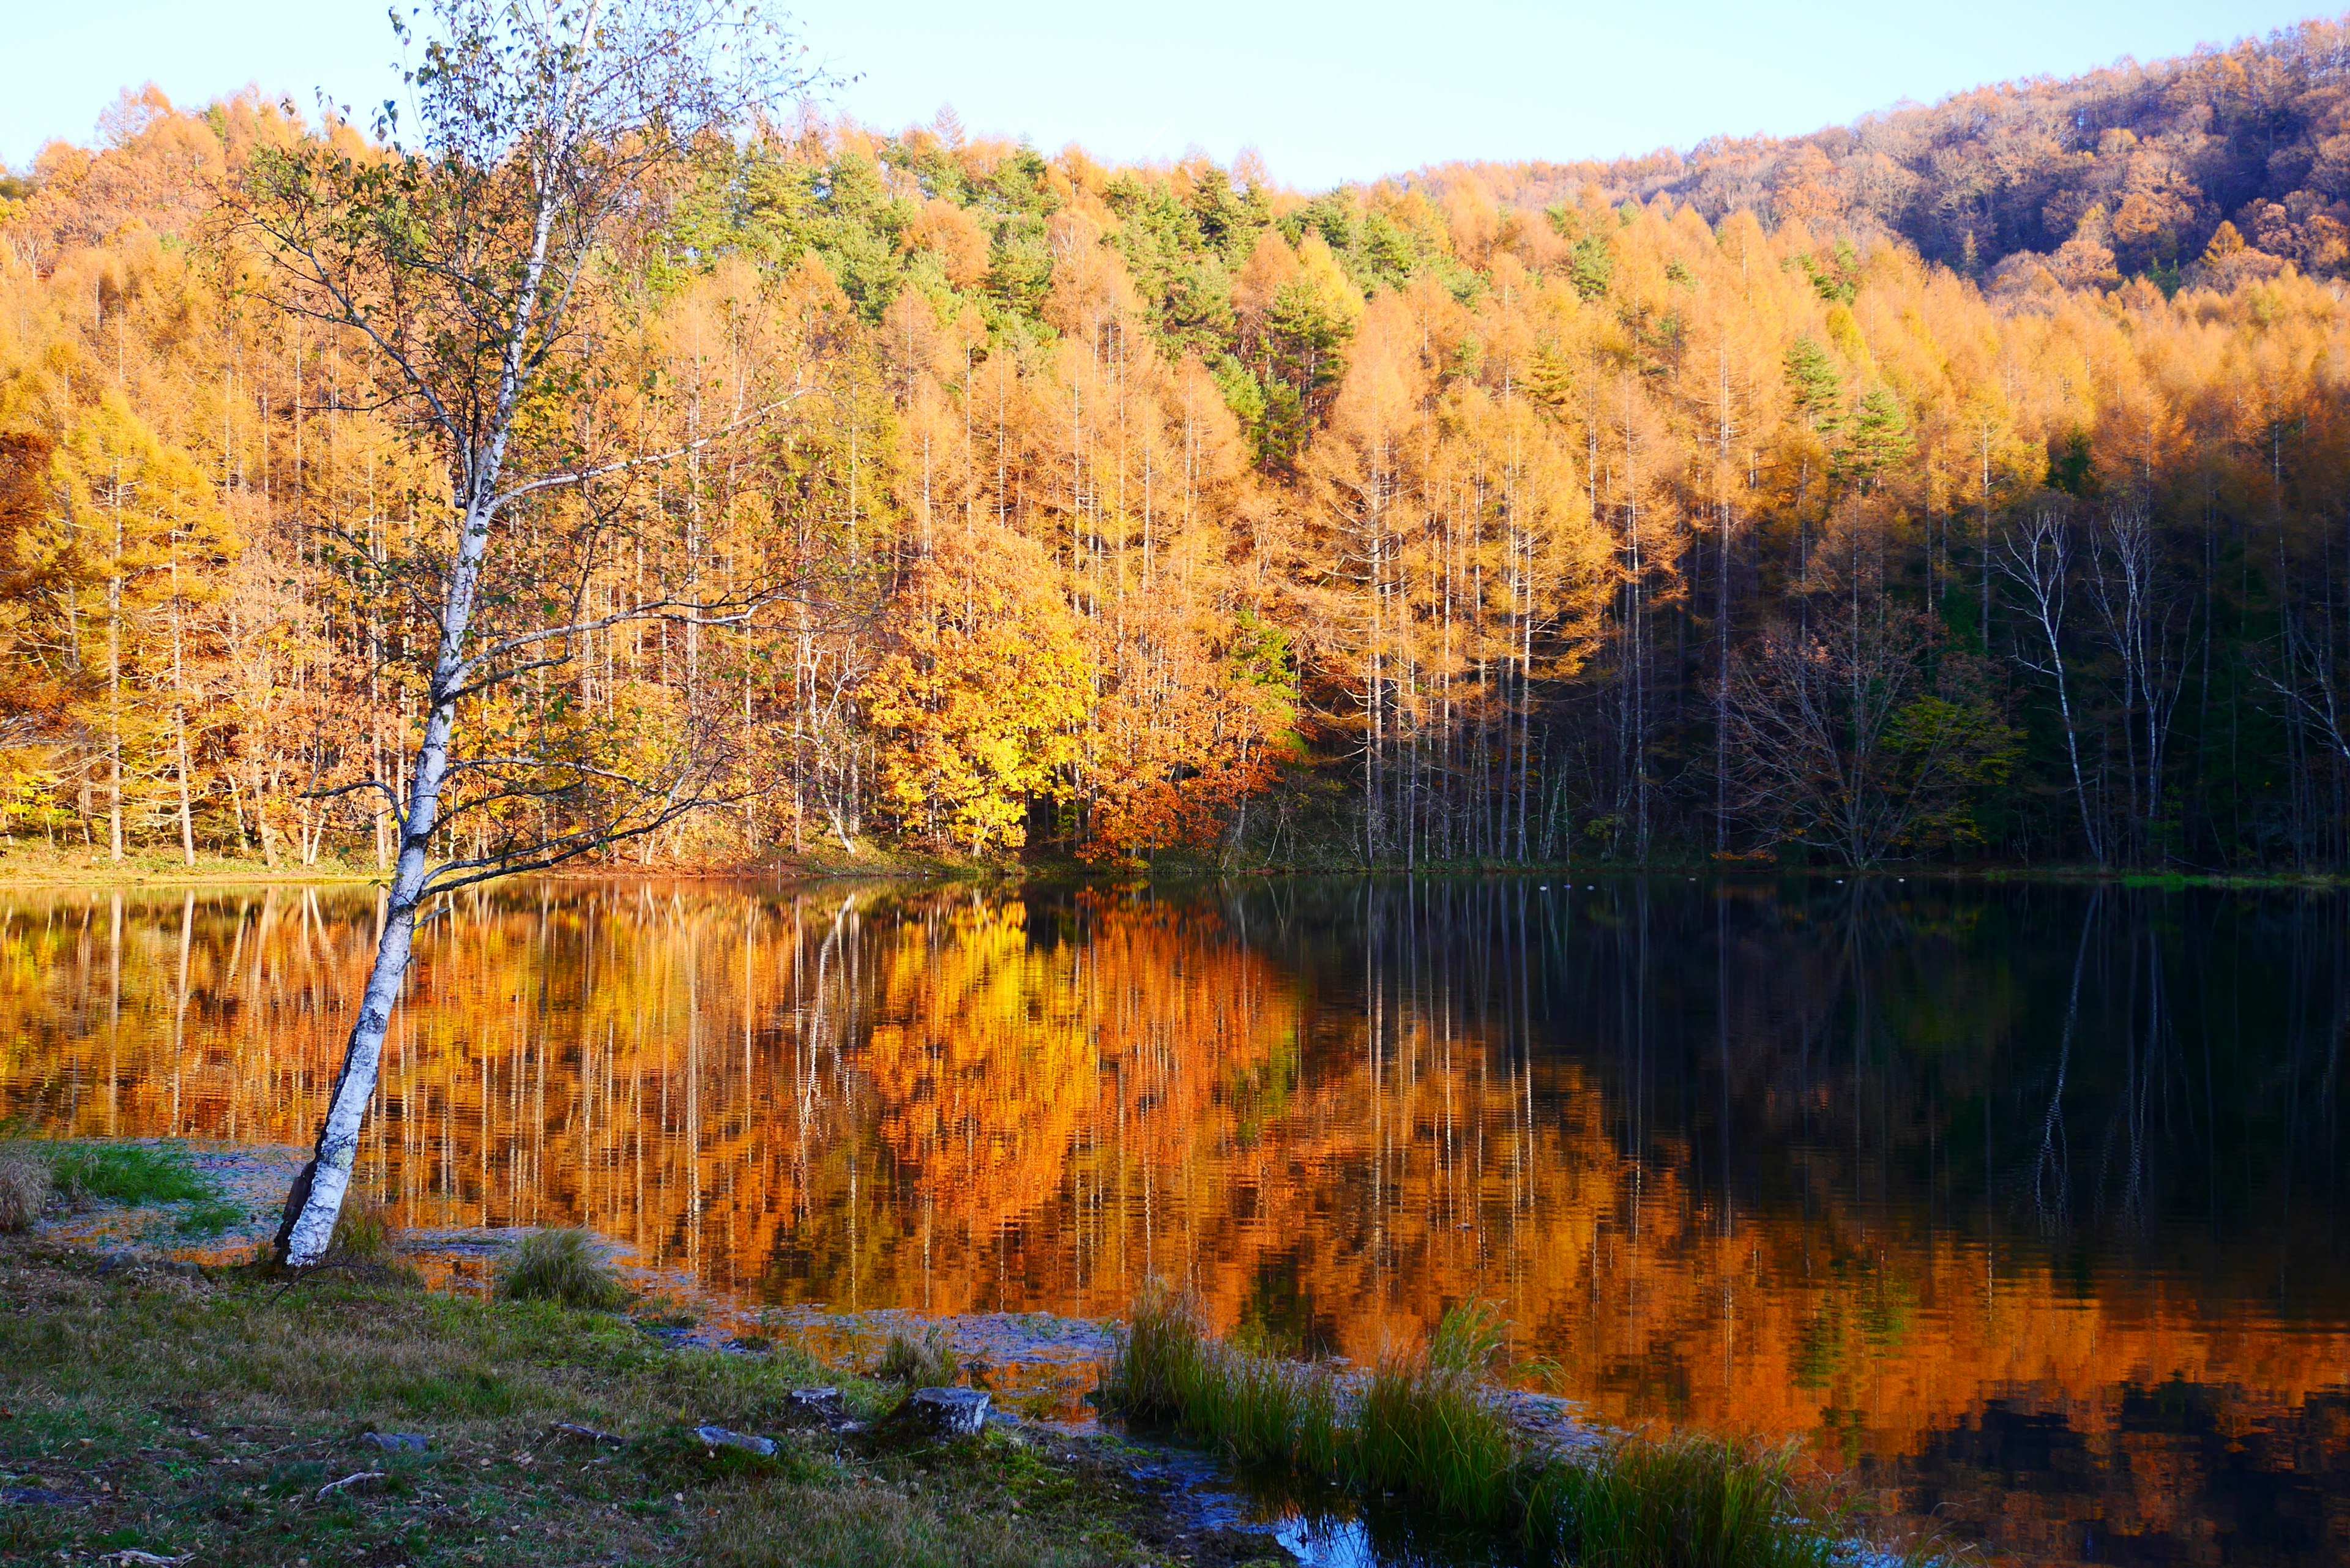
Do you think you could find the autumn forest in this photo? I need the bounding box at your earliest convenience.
[9,16,2350,873]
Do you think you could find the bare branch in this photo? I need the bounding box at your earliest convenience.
[485,392,802,513]
[300,777,411,834]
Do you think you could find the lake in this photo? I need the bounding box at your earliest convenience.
[2,875,2345,1564]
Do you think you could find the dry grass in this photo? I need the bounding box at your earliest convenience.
[0,1154,50,1231]
[493,1228,630,1310]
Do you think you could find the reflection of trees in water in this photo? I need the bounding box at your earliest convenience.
[4,878,2349,1562]
[1247,877,2350,1562]
[1242,877,2345,1272]
[1897,1383,2350,1564]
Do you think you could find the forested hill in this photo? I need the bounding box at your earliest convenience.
[1425,15,2350,293]
[2,34,2349,876]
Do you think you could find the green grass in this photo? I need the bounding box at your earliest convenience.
[493,1227,630,1310]
[0,1238,1240,1568]
[1522,1434,1841,1568]
[698,1471,1103,1567]
[1105,1285,1859,1568]
[47,1143,214,1207]
[2,1141,246,1239]
[1352,1342,1519,1527]
[171,1195,247,1237]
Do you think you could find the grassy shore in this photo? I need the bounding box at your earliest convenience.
[1105,1286,1899,1568]
[0,1237,1285,1568]
[0,1138,1931,1568]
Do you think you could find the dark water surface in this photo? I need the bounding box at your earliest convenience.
[3,875,2346,1564]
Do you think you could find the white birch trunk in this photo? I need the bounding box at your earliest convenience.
[277,170,558,1264]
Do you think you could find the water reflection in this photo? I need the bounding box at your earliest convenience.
[1,876,2346,1564]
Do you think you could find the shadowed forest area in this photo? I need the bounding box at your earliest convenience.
[9,17,2350,872]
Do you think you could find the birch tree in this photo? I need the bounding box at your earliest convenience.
[2003,508,2102,865]
[240,0,805,1266]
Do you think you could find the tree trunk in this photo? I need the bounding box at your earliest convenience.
[176,710,196,868]
[108,570,124,864]
[277,454,493,1263]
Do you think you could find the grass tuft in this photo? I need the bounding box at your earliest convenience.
[1106,1281,1342,1473]
[494,1227,630,1310]
[311,1196,423,1285]
[327,1197,396,1261]
[1106,1285,1852,1568]
[1351,1307,1520,1526]
[1521,1434,1838,1568]
[0,1152,51,1231]
[875,1324,960,1387]
[1426,1297,1507,1373]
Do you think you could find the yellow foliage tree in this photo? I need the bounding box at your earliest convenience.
[865,526,1089,853]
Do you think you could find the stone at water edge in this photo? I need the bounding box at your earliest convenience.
[788,1388,846,1421]
[694,1425,776,1457]
[909,1387,990,1437]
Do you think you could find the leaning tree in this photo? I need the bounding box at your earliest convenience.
[241,0,808,1266]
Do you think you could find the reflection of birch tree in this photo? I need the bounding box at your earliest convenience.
[2035,892,2100,1233]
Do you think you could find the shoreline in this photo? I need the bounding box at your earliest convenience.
[0,1138,1912,1568]
[0,1140,1298,1568]
[6,854,2343,893]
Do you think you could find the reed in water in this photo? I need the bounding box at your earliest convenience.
[1105,1283,1847,1568]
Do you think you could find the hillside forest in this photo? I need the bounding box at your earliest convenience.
[7,17,2350,872]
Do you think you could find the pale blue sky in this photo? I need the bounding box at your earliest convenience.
[6,2,2330,189]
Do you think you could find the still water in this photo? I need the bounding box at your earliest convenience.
[2,875,2346,1564]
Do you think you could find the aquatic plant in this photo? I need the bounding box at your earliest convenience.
[1106,1285,1851,1568]
[1351,1312,1521,1527]
[1105,1281,1341,1473]
[494,1228,630,1310]
[1521,1434,1838,1568]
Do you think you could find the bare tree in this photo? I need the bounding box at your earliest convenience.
[1721,599,2015,867]
[2084,500,2196,863]
[2269,515,2350,788]
[238,0,807,1266]
[2002,507,2102,864]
